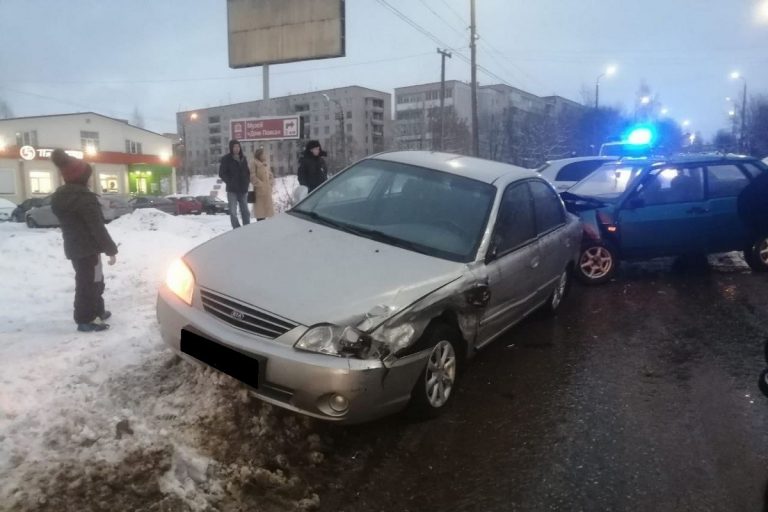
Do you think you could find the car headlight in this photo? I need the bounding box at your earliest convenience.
[166,259,195,305]
[295,324,378,358]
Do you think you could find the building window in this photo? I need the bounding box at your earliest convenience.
[137,143,142,154]
[314,127,319,136]
[100,174,120,194]
[0,169,15,194]
[209,126,221,134]
[314,116,319,122]
[125,140,143,154]
[325,114,330,121]
[209,116,220,124]
[18,130,38,147]
[346,111,352,119]
[373,99,384,108]
[346,123,352,132]
[29,171,53,194]
[324,126,330,135]
[81,131,100,152]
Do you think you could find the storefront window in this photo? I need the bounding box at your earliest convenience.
[30,171,53,194]
[100,174,120,194]
[0,169,15,194]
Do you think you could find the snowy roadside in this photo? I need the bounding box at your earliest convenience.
[0,208,331,512]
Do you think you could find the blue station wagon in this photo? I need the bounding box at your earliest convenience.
[561,155,768,284]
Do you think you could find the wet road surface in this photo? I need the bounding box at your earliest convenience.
[320,259,768,512]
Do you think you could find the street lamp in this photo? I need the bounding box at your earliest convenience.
[181,112,199,193]
[730,71,748,153]
[682,120,691,128]
[595,65,617,109]
[322,93,346,165]
[640,96,651,105]
[660,107,669,116]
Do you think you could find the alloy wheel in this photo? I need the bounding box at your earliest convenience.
[425,340,457,409]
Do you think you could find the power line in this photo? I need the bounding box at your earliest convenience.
[0,52,437,86]
[416,0,466,37]
[436,0,468,26]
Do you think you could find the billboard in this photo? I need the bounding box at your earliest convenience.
[230,116,301,141]
[227,0,345,68]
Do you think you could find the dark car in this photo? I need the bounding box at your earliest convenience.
[11,198,45,222]
[196,195,229,215]
[167,196,203,215]
[103,195,134,219]
[129,196,177,215]
[562,155,768,284]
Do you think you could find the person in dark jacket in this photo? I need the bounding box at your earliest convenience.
[219,139,250,228]
[297,140,328,193]
[50,149,118,332]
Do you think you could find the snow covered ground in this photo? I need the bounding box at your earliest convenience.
[0,209,331,511]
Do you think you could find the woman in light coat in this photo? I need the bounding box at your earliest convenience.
[249,148,275,220]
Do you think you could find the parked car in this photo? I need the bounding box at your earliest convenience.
[129,196,177,215]
[538,156,617,192]
[26,195,116,228]
[561,155,768,284]
[196,195,229,215]
[167,196,203,215]
[0,198,16,221]
[11,198,45,222]
[157,151,582,423]
[103,195,134,219]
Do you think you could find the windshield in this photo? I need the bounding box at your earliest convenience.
[292,159,496,262]
[568,163,647,201]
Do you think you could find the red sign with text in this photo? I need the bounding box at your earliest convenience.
[230,116,301,141]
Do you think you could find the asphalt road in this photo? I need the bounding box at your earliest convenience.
[319,257,768,512]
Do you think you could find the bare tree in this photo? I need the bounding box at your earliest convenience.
[131,106,145,128]
[0,98,13,119]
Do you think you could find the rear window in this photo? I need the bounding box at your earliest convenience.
[555,160,606,182]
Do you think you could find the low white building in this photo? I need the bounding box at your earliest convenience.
[0,112,177,204]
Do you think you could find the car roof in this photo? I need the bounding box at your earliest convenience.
[610,154,763,167]
[370,150,538,184]
[545,156,618,166]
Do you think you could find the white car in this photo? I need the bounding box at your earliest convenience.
[537,156,618,192]
[0,198,15,221]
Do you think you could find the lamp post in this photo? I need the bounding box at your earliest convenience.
[181,112,198,194]
[595,65,617,109]
[322,93,346,166]
[731,72,748,153]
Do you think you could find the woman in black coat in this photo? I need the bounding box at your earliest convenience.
[297,140,328,193]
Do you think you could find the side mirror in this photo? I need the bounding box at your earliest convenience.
[293,185,309,204]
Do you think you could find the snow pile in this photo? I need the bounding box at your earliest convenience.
[0,213,326,511]
[188,174,299,213]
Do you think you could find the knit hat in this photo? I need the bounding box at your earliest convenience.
[51,149,92,185]
[305,140,322,152]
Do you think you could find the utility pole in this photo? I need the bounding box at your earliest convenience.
[470,0,479,157]
[437,48,452,152]
[740,80,748,153]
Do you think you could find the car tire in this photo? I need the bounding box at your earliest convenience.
[26,216,38,229]
[543,268,571,314]
[576,242,618,285]
[406,322,464,420]
[744,235,768,273]
[759,369,768,398]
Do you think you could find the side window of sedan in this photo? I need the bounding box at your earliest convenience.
[706,164,750,198]
[636,167,704,206]
[529,180,565,235]
[493,183,536,255]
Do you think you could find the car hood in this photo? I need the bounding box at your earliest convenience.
[185,214,468,327]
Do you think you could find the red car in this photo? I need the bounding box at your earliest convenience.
[167,196,203,215]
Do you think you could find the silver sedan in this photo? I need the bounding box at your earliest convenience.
[157,151,581,423]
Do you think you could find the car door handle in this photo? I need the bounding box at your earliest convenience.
[530,257,540,269]
[686,207,709,214]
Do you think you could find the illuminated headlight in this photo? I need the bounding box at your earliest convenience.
[295,325,373,357]
[166,259,195,305]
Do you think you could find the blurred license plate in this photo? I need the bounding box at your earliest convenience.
[180,329,261,388]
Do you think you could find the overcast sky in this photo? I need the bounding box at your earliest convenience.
[1,0,766,139]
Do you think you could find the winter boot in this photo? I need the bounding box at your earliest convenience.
[77,317,110,332]
[100,311,112,321]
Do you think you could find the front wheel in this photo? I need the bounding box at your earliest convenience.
[577,243,618,285]
[759,369,768,398]
[407,323,463,419]
[745,235,768,273]
[26,216,38,228]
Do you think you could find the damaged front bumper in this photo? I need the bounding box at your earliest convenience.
[156,285,429,423]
